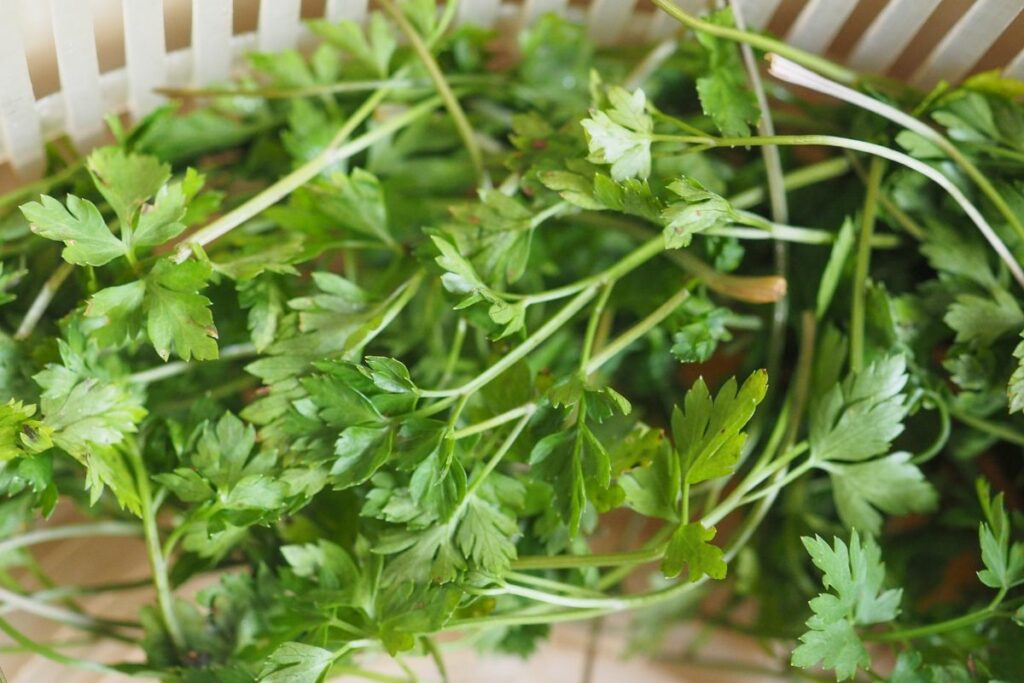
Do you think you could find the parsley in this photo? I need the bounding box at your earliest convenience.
[1,5,1023,681]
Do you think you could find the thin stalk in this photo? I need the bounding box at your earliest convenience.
[706,224,898,247]
[451,402,537,440]
[438,317,468,387]
[0,615,123,675]
[850,158,885,373]
[782,313,817,450]
[15,261,74,340]
[128,447,185,653]
[0,585,139,637]
[157,74,499,100]
[173,94,442,262]
[581,283,615,366]
[584,286,690,375]
[768,54,1024,245]
[505,571,607,599]
[0,521,141,556]
[380,0,486,185]
[649,0,856,84]
[463,412,532,503]
[670,132,1024,288]
[729,157,851,210]
[949,407,1024,447]
[511,543,665,571]
[127,342,257,384]
[866,590,1008,642]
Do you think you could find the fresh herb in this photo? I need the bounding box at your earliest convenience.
[1,2,1023,681]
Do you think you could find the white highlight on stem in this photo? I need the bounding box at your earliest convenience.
[767,53,1024,289]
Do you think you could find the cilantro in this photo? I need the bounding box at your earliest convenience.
[694,9,760,138]
[21,194,126,266]
[662,176,740,249]
[581,87,654,181]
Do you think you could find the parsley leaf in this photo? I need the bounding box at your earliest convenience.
[581,87,653,181]
[792,531,901,681]
[21,194,126,266]
[661,522,727,581]
[662,176,740,249]
[694,9,760,138]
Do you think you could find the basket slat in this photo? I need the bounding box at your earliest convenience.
[191,0,233,84]
[912,0,1024,87]
[458,0,501,26]
[50,0,105,147]
[735,0,783,30]
[122,0,167,118]
[0,0,43,175]
[326,0,369,22]
[786,0,858,54]
[588,0,639,46]
[257,0,302,52]
[847,0,941,75]
[1008,46,1024,80]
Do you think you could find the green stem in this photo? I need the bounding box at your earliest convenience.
[949,407,1024,447]
[708,223,898,247]
[451,402,536,440]
[584,286,690,375]
[127,342,257,384]
[0,521,141,556]
[850,158,885,373]
[14,261,75,340]
[581,283,614,366]
[128,447,186,653]
[649,0,856,84]
[380,0,485,185]
[157,74,499,100]
[676,133,1024,288]
[0,585,139,637]
[511,543,665,571]
[463,413,533,504]
[0,615,123,675]
[866,590,1007,642]
[174,94,442,261]
[729,157,851,211]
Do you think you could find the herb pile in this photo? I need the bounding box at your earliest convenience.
[1,2,1023,681]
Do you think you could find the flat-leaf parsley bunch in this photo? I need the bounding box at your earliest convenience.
[1,1,1023,680]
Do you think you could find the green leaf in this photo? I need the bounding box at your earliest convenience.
[673,370,768,485]
[977,484,1024,591]
[21,195,126,266]
[131,181,188,249]
[332,425,394,488]
[145,258,219,361]
[945,290,1023,345]
[620,428,678,522]
[694,9,760,138]
[260,642,334,683]
[316,168,392,244]
[310,14,395,77]
[456,496,519,576]
[1009,330,1024,413]
[662,176,740,249]
[581,87,653,181]
[829,452,938,535]
[0,400,52,462]
[792,531,901,681]
[37,377,147,456]
[87,147,171,227]
[670,297,732,364]
[661,522,727,581]
[809,355,908,464]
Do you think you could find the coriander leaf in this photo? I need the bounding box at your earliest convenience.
[792,531,901,681]
[673,370,768,485]
[829,452,938,535]
[694,9,760,138]
[315,168,393,244]
[239,277,284,352]
[945,290,1023,345]
[661,522,726,581]
[817,217,855,318]
[332,425,394,488]
[85,280,146,347]
[809,355,908,464]
[431,235,488,299]
[581,87,653,181]
[145,258,219,361]
[620,428,679,522]
[87,147,171,227]
[662,176,740,249]
[38,377,146,455]
[21,194,126,266]
[260,642,334,683]
[670,297,732,364]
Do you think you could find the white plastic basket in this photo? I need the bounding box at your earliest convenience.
[1,0,1023,178]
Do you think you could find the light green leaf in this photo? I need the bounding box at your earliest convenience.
[661,522,726,581]
[581,87,653,181]
[145,259,219,361]
[21,195,126,266]
[662,176,739,249]
[87,147,170,226]
[829,452,938,535]
[260,642,335,683]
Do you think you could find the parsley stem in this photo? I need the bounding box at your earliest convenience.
[505,571,608,599]
[0,585,139,637]
[450,402,536,440]
[128,447,186,653]
[581,283,614,366]
[156,74,499,100]
[850,158,885,373]
[14,261,74,340]
[707,223,898,247]
[648,0,856,84]
[380,0,486,186]
[0,521,141,555]
[948,407,1024,447]
[865,591,1007,642]
[768,54,1024,246]
[729,157,851,211]
[127,342,257,384]
[173,94,443,262]
[463,412,533,504]
[0,615,123,675]
[584,286,690,375]
[677,133,1024,289]
[511,544,665,571]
